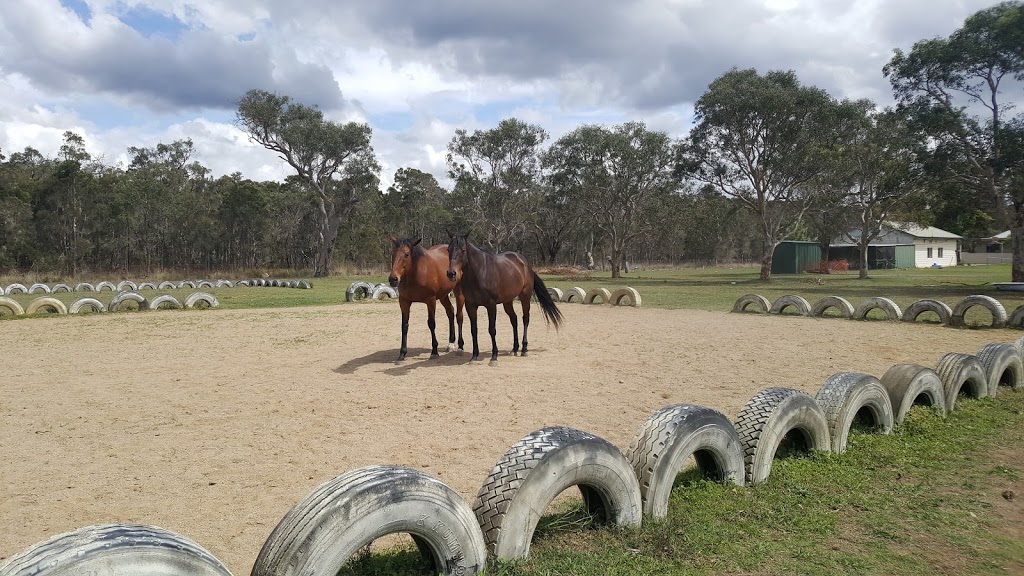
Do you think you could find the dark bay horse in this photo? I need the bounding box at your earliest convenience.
[446,233,562,364]
[389,237,464,361]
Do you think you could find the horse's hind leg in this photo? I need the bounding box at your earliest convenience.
[487,302,499,365]
[503,301,519,355]
[440,295,456,353]
[426,298,440,358]
[520,294,531,356]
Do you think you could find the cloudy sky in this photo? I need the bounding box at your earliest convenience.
[0,0,997,187]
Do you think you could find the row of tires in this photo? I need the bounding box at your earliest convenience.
[0,279,311,295]
[346,281,643,308]
[0,292,219,316]
[734,293,1020,328]
[4,338,1020,575]
[546,286,641,306]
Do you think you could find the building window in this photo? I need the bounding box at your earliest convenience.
[927,247,933,258]
[938,247,944,258]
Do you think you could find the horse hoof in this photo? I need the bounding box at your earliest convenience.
[489,359,498,367]
[520,351,528,357]
[446,343,455,352]
[456,349,464,356]
[430,352,440,359]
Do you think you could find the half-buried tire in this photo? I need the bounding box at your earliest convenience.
[935,353,989,410]
[902,299,953,325]
[610,287,641,307]
[109,291,148,312]
[0,297,25,316]
[69,298,106,314]
[734,388,831,484]
[879,364,947,424]
[25,297,68,315]
[251,465,487,576]
[0,523,231,576]
[810,296,854,318]
[583,288,612,305]
[769,295,811,316]
[473,426,642,560]
[732,294,770,314]
[564,287,586,303]
[150,295,183,310]
[184,292,219,309]
[852,297,902,321]
[951,295,1007,328]
[814,372,894,453]
[627,404,744,519]
[976,343,1024,397]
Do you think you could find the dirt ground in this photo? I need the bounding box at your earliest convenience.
[0,302,1019,574]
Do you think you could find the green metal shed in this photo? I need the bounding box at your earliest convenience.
[771,241,822,275]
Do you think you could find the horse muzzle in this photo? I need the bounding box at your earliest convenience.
[388,275,399,287]
[446,270,457,282]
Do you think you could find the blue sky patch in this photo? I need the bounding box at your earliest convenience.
[59,0,91,25]
[117,5,190,39]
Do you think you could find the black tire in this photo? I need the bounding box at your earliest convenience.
[0,524,231,576]
[733,388,831,484]
[976,343,1024,397]
[935,352,989,410]
[810,296,854,318]
[150,295,183,310]
[371,284,398,300]
[473,427,642,560]
[880,364,947,424]
[815,372,894,452]
[109,291,149,312]
[627,404,744,519]
[731,294,770,314]
[951,295,1007,327]
[25,297,68,315]
[902,299,953,325]
[252,465,487,576]
[1009,305,1024,328]
[852,297,902,321]
[769,295,811,316]
[345,281,373,301]
[184,292,219,309]
[69,297,106,314]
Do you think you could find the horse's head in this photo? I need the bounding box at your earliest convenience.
[446,232,468,282]
[388,236,420,287]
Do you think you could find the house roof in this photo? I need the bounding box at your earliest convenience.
[886,223,962,240]
[981,230,1011,241]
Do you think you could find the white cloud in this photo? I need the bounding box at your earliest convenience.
[0,0,1008,189]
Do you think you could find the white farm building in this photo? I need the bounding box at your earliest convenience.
[837,223,962,269]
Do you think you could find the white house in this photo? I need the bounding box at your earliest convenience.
[841,223,961,268]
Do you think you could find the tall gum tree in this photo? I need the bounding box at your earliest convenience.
[884,1,1024,279]
[237,89,379,277]
[544,121,676,278]
[677,68,839,281]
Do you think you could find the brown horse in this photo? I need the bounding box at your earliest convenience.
[389,237,464,361]
[446,233,562,365]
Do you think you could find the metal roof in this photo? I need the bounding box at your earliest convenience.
[885,222,963,239]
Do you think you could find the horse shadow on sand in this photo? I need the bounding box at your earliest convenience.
[334,347,473,376]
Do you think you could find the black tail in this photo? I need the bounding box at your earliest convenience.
[532,273,563,330]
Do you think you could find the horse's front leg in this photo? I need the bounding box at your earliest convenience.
[456,290,466,354]
[426,297,439,358]
[487,302,499,366]
[439,294,456,353]
[468,304,481,362]
[503,301,519,356]
[397,298,412,362]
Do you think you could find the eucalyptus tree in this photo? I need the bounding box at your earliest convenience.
[545,121,676,278]
[446,118,548,251]
[677,68,840,281]
[885,1,1024,278]
[237,89,380,276]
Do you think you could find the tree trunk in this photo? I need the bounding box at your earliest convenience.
[1013,223,1024,282]
[858,241,870,280]
[759,243,774,281]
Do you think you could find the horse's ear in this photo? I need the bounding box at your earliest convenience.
[412,238,421,246]
[389,235,398,245]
